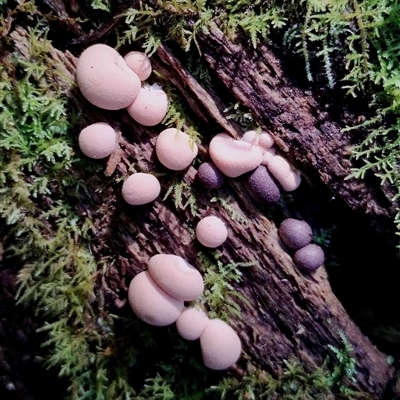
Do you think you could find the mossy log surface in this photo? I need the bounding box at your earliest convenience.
[5,2,400,398]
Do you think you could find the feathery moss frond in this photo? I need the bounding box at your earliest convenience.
[163,179,199,217]
[198,251,256,320]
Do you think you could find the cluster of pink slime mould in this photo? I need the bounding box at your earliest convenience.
[75,43,325,370]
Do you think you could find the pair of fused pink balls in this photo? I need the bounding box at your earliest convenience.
[177,308,242,370]
[128,254,205,327]
[76,44,168,126]
[128,254,241,370]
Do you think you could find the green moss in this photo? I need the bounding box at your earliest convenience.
[162,178,199,217]
[224,102,255,131]
[185,51,214,88]
[115,0,286,59]
[130,332,367,400]
[90,0,111,12]
[197,251,255,321]
[210,195,250,226]
[0,15,145,400]
[211,332,366,400]
[160,82,203,146]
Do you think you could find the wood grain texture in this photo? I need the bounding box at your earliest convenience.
[197,27,396,230]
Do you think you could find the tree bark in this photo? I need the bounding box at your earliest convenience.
[8,3,400,398]
[195,27,396,233]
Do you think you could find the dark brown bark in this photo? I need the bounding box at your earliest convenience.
[196,27,396,233]
[7,3,400,398]
[0,253,67,400]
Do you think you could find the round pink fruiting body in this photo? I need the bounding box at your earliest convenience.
[258,132,275,150]
[127,271,184,326]
[278,218,313,250]
[243,165,281,206]
[148,254,204,301]
[196,162,225,189]
[200,319,242,370]
[78,122,117,159]
[294,243,325,272]
[266,155,301,192]
[76,44,141,110]
[155,128,198,171]
[241,130,260,146]
[261,146,277,165]
[122,173,161,205]
[123,51,152,81]
[209,133,262,178]
[176,307,209,340]
[282,171,301,192]
[196,216,228,248]
[241,130,274,149]
[126,85,168,126]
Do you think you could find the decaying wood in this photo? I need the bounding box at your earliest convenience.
[196,27,397,234]
[10,4,400,397]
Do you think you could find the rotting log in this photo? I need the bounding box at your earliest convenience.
[195,26,396,232]
[9,3,400,397]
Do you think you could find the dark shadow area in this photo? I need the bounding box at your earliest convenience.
[0,246,68,400]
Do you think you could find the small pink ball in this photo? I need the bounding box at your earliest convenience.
[124,51,152,81]
[122,173,161,205]
[196,216,228,248]
[176,307,209,341]
[78,122,116,159]
[128,271,184,326]
[126,85,168,126]
[155,128,198,171]
[200,319,242,370]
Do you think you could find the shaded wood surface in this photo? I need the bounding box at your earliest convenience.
[7,2,400,397]
[196,27,396,231]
